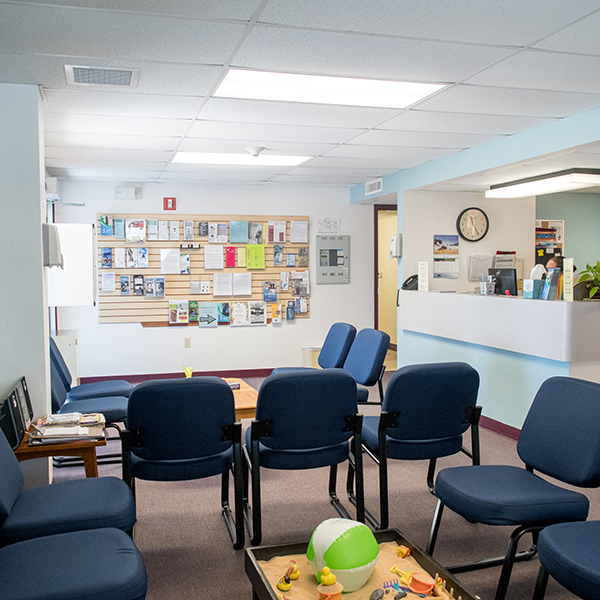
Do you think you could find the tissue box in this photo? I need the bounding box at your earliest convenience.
[523,279,543,299]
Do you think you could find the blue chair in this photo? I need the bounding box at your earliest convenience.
[0,528,147,600]
[50,337,133,401]
[427,376,600,600]
[0,429,136,546]
[533,520,600,600]
[347,362,481,530]
[272,322,356,374]
[243,369,364,545]
[343,328,390,404]
[121,377,244,549]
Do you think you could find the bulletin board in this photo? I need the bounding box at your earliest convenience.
[95,214,310,327]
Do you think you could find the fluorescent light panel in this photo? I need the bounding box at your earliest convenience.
[485,168,600,198]
[172,152,310,167]
[214,69,445,109]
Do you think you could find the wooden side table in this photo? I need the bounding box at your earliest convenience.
[14,429,106,478]
[225,378,259,421]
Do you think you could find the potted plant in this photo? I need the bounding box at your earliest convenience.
[578,261,600,299]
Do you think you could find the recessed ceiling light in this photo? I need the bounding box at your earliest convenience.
[214,69,445,109]
[485,168,600,198]
[172,152,311,167]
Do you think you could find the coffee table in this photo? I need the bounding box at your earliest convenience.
[245,528,477,600]
[14,428,106,478]
[224,378,259,421]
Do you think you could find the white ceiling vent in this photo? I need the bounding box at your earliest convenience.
[65,65,140,87]
[365,177,383,196]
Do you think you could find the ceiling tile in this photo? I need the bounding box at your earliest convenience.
[45,132,180,151]
[467,50,600,94]
[15,0,263,21]
[351,129,505,148]
[534,10,600,55]
[187,120,365,144]
[46,167,162,181]
[44,113,191,137]
[258,0,600,46]
[233,26,514,82]
[0,4,245,63]
[198,98,398,129]
[323,144,460,162]
[45,158,167,170]
[45,147,173,162]
[382,110,557,135]
[416,84,600,118]
[44,89,204,119]
[177,137,333,156]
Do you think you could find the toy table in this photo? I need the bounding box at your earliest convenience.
[245,529,477,600]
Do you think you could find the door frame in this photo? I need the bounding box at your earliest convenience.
[374,202,398,350]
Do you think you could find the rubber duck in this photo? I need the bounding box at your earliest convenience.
[320,567,337,586]
[277,575,291,592]
[286,560,300,580]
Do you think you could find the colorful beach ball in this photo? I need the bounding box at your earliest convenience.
[306,518,379,592]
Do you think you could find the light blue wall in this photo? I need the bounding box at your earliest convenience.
[397,330,569,430]
[536,191,600,271]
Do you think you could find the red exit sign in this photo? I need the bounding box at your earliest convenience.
[163,197,176,210]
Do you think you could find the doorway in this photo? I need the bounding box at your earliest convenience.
[374,202,398,350]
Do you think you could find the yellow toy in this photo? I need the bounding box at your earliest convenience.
[320,567,337,586]
[396,545,411,558]
[287,560,300,580]
[277,575,292,591]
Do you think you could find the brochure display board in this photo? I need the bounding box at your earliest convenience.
[96,213,310,326]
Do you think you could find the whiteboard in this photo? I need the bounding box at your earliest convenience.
[47,223,95,306]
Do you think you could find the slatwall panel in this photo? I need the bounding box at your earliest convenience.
[96,214,310,326]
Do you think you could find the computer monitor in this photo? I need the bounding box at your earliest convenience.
[488,268,518,296]
[15,377,33,429]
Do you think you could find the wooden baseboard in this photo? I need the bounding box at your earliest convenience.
[479,415,520,441]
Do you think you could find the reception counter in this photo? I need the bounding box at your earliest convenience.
[396,291,600,430]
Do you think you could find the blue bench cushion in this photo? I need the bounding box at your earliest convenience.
[435,465,590,526]
[1,476,135,545]
[0,528,147,600]
[67,379,133,401]
[538,520,600,600]
[59,395,128,423]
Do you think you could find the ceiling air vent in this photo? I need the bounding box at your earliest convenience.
[65,65,140,87]
[365,177,383,196]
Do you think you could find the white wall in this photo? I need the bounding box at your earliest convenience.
[403,190,535,292]
[0,84,50,485]
[55,181,375,378]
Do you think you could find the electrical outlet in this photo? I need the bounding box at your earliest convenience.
[184,337,191,348]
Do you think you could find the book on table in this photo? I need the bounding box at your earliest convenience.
[29,425,105,444]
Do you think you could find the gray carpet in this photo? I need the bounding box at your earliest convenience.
[53,379,599,600]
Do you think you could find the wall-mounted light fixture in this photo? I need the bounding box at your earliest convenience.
[485,168,600,198]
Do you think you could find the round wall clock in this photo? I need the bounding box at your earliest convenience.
[456,207,489,242]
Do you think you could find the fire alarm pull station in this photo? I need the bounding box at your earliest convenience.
[163,197,176,210]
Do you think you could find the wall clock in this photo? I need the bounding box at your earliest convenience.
[456,207,489,242]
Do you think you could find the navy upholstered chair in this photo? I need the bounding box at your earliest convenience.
[0,528,147,600]
[50,337,133,401]
[348,362,481,530]
[243,369,364,545]
[342,328,390,404]
[121,377,244,549]
[0,429,136,546]
[532,520,600,600]
[427,376,600,600]
[272,322,356,374]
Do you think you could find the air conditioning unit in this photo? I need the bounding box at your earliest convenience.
[45,177,61,202]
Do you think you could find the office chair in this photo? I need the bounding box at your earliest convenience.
[121,377,244,549]
[347,362,481,530]
[427,376,600,600]
[0,429,136,546]
[342,328,390,404]
[272,321,356,374]
[51,357,127,467]
[50,337,133,401]
[532,520,600,600]
[243,369,364,546]
[1,528,147,600]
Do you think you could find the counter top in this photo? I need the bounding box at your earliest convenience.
[398,291,600,363]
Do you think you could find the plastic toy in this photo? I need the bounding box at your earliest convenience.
[306,518,379,592]
[277,575,292,591]
[396,545,411,558]
[390,566,435,595]
[287,560,300,580]
[320,567,337,586]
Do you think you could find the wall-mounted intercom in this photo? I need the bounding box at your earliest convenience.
[390,234,403,259]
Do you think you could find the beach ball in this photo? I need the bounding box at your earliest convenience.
[306,518,379,592]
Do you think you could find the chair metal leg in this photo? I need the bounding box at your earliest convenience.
[220,424,244,549]
[532,565,549,600]
[427,499,444,555]
[352,425,365,524]
[329,463,351,519]
[250,434,262,546]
